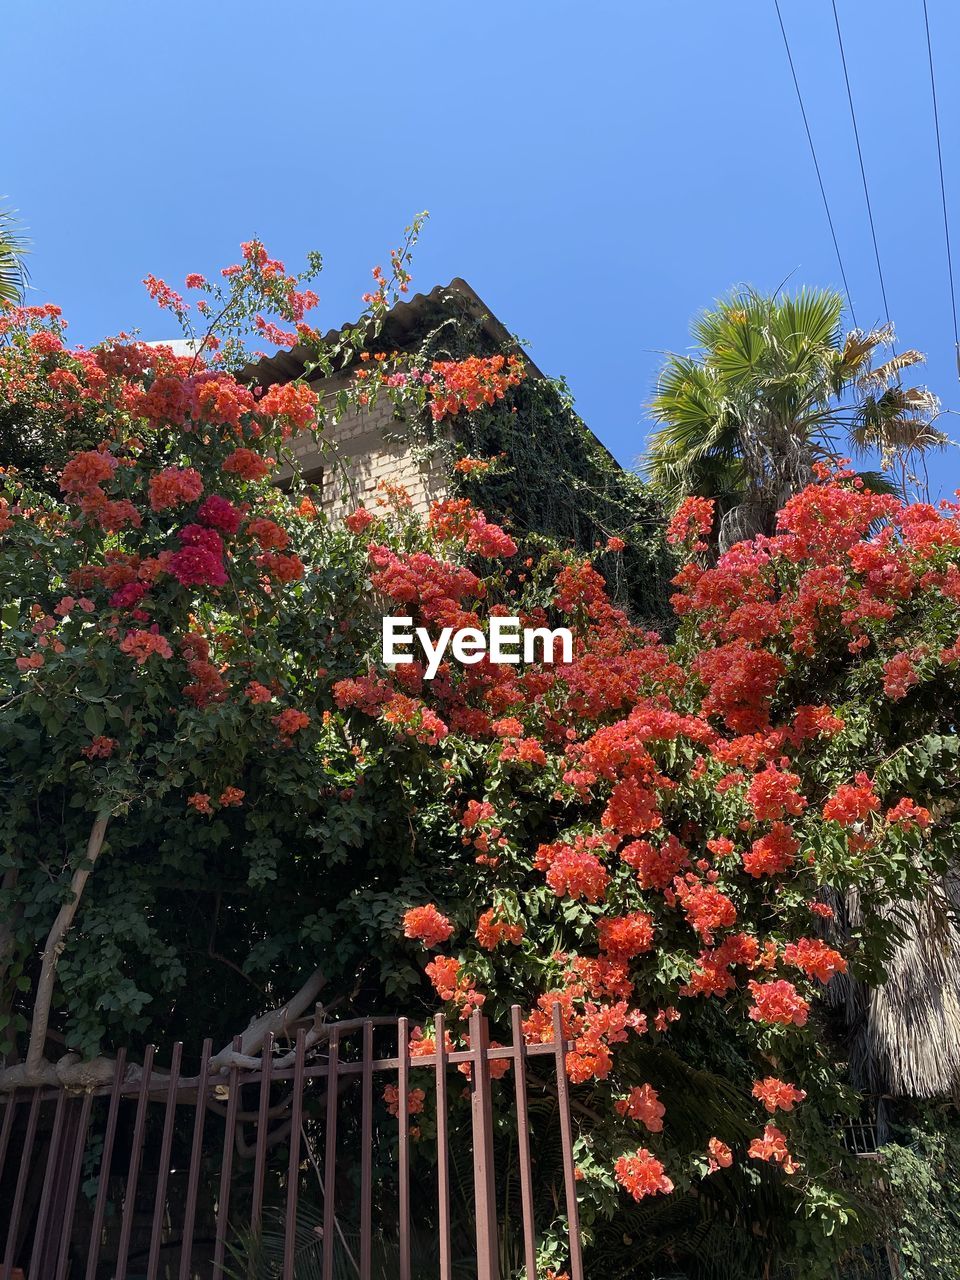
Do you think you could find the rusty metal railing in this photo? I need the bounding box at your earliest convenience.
[0,1004,583,1280]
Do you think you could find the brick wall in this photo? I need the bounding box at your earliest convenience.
[279,383,449,520]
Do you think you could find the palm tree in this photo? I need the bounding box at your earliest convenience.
[646,288,945,549]
[0,204,29,305]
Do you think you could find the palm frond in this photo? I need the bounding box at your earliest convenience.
[0,204,30,305]
[857,349,927,394]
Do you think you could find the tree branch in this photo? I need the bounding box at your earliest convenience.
[26,814,109,1074]
[207,965,327,1074]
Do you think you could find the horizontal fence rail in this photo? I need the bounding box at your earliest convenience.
[0,1006,583,1280]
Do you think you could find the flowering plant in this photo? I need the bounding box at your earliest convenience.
[1,234,959,1272]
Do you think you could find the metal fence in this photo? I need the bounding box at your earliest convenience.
[0,1005,582,1280]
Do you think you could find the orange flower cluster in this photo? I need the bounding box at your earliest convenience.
[403,905,454,948]
[613,1149,674,1200]
[752,1077,807,1113]
[426,354,525,422]
[383,1085,425,1117]
[748,1124,800,1174]
[614,1084,665,1133]
[475,908,523,949]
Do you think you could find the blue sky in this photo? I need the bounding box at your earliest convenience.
[6,0,960,496]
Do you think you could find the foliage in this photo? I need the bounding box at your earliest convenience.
[384,297,674,626]
[645,288,946,549]
[875,1110,960,1278]
[2,241,960,1274]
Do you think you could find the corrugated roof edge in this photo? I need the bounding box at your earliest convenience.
[239,278,545,389]
[240,277,622,471]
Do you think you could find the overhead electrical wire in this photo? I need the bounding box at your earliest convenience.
[921,0,960,378]
[773,0,858,328]
[830,0,894,338]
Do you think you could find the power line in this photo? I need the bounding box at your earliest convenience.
[921,0,960,378]
[773,0,858,328]
[830,0,894,338]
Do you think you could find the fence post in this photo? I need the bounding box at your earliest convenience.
[469,1010,500,1280]
[551,1002,584,1280]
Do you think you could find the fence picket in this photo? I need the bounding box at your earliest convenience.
[146,1041,183,1279]
[0,1010,587,1278]
[115,1043,155,1280]
[27,1088,66,1280]
[282,1027,307,1280]
[359,1019,373,1280]
[511,1004,538,1280]
[2,1088,40,1280]
[84,1047,127,1280]
[322,1025,340,1280]
[398,1015,411,1280]
[435,1012,452,1280]
[212,1034,242,1280]
[178,1037,212,1280]
[0,1091,16,1188]
[470,1011,500,1280]
[250,1030,274,1230]
[552,1002,584,1280]
[55,1092,93,1280]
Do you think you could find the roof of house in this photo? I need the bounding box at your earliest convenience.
[240,277,545,389]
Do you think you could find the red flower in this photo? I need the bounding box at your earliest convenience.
[169,525,228,588]
[822,773,879,826]
[614,1149,674,1200]
[752,1077,806,1113]
[748,1124,799,1174]
[475,908,523,949]
[148,466,203,513]
[345,506,375,535]
[59,450,116,498]
[403,905,454,948]
[197,495,242,534]
[541,840,610,903]
[258,380,318,431]
[246,517,289,551]
[462,800,495,830]
[466,515,517,559]
[745,765,806,821]
[742,823,798,878]
[597,912,655,960]
[882,652,920,700]
[706,1137,733,1172]
[667,496,714,547]
[747,979,809,1027]
[383,1085,425,1117]
[674,876,737,944]
[614,1084,665,1132]
[222,448,272,481]
[782,938,846,983]
[886,797,931,831]
[622,836,689,891]
[119,629,173,665]
[273,708,310,740]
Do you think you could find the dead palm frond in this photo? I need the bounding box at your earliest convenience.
[827,876,960,1104]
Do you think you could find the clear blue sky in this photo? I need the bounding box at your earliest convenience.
[6,0,960,496]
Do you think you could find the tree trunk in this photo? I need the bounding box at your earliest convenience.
[24,814,109,1075]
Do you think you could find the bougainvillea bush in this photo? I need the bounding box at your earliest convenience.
[1,240,960,1275]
